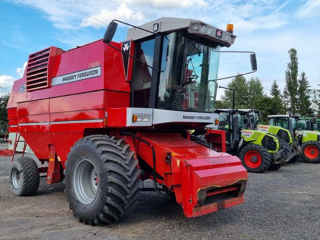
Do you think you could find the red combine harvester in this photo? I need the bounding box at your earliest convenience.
[6,18,250,224]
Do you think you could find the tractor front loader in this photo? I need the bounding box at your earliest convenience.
[4,18,253,224]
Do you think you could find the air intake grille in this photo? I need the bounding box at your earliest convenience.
[26,48,50,91]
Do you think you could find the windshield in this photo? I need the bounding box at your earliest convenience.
[314,122,320,131]
[157,32,220,113]
[297,119,308,130]
[270,117,289,129]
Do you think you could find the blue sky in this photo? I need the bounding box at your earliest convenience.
[0,0,319,97]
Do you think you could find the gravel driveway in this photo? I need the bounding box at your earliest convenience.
[1,142,320,240]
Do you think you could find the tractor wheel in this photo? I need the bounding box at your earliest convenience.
[301,141,320,163]
[9,156,40,196]
[65,135,140,225]
[239,144,272,173]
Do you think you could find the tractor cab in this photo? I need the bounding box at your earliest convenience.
[104,18,256,129]
[297,117,313,131]
[268,115,298,135]
[312,119,320,131]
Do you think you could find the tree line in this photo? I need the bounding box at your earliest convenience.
[216,48,320,122]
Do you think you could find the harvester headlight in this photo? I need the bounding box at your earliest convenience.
[200,25,208,33]
[132,114,152,123]
[190,23,200,31]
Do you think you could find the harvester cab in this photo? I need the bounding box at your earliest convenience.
[6,17,255,225]
[207,109,285,173]
[268,115,320,163]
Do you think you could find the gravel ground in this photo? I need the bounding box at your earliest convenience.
[1,142,320,240]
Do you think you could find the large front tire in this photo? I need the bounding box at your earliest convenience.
[301,141,320,163]
[9,156,40,196]
[239,144,272,173]
[65,135,140,225]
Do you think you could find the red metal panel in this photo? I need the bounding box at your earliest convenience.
[17,99,49,116]
[106,91,130,108]
[49,91,105,113]
[50,110,103,123]
[107,108,127,127]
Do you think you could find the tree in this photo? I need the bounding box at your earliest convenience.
[283,48,299,114]
[0,95,9,130]
[256,96,281,123]
[297,72,313,116]
[222,75,249,109]
[270,80,285,114]
[247,77,264,109]
[270,81,281,98]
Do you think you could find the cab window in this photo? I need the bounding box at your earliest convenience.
[132,38,155,107]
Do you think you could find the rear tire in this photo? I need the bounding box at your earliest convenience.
[301,141,320,163]
[9,156,40,196]
[65,135,140,225]
[239,144,272,173]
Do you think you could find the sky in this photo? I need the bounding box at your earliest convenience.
[0,0,319,98]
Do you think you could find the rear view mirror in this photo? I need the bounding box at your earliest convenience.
[103,21,118,44]
[250,53,257,72]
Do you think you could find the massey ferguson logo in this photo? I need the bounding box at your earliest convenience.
[122,40,131,80]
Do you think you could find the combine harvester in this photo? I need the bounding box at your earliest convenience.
[4,18,255,224]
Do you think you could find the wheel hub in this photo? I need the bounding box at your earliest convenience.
[251,156,258,163]
[11,168,21,189]
[73,159,98,205]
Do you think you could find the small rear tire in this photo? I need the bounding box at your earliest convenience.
[9,156,40,196]
[239,144,272,173]
[301,141,320,163]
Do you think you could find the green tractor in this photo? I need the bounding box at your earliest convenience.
[234,109,296,163]
[212,109,286,173]
[297,117,320,132]
[268,114,320,163]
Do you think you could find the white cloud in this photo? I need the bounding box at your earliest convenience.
[81,4,144,28]
[297,0,320,18]
[0,75,15,96]
[122,0,208,9]
[16,62,27,78]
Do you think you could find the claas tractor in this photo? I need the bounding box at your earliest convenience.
[268,115,320,163]
[297,117,320,132]
[240,110,297,163]
[4,18,255,225]
[207,109,286,173]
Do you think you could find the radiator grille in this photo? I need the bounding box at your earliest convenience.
[26,48,50,91]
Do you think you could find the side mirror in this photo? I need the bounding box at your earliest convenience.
[103,21,118,44]
[250,53,257,71]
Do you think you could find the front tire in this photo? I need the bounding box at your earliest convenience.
[65,135,140,225]
[239,144,272,173]
[301,141,320,163]
[9,156,40,196]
